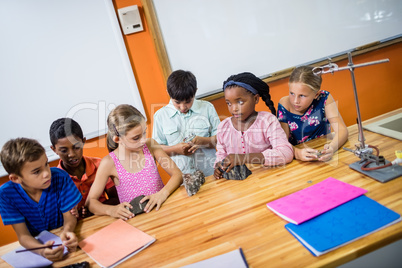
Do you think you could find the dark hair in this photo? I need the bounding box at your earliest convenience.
[223,72,276,115]
[0,138,45,176]
[167,70,197,101]
[49,118,84,146]
[289,66,322,92]
[107,104,145,152]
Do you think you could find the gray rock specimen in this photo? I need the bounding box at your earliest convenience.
[183,170,205,196]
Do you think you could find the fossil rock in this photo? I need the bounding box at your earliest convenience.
[221,164,252,180]
[183,170,205,196]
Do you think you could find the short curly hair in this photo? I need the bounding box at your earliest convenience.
[49,118,84,147]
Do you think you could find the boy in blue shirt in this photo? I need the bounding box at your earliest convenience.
[0,138,82,262]
[152,70,220,176]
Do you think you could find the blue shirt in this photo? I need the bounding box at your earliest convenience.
[277,90,331,145]
[0,167,82,236]
[152,99,220,175]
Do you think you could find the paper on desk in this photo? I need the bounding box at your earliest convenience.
[1,230,67,268]
[182,248,249,268]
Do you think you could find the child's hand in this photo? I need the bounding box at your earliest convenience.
[79,206,94,219]
[60,231,78,253]
[214,162,224,179]
[221,154,243,173]
[109,202,134,220]
[187,136,208,153]
[69,206,79,218]
[187,143,200,154]
[142,191,168,213]
[41,240,65,261]
[318,144,334,162]
[296,147,320,161]
[175,143,193,155]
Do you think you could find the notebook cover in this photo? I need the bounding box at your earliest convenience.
[78,219,155,268]
[285,195,401,256]
[266,177,367,224]
[182,248,249,268]
[1,230,67,268]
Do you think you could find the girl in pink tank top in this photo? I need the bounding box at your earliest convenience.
[87,104,182,221]
[109,144,164,203]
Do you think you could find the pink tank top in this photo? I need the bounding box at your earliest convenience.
[109,144,164,203]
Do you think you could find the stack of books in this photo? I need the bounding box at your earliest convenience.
[266,177,401,256]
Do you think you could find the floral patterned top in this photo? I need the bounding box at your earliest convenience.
[277,90,331,145]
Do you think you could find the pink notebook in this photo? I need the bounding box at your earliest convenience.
[266,177,367,225]
[78,219,155,268]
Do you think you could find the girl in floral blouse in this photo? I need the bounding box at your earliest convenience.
[278,66,348,162]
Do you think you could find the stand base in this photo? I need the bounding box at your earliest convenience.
[349,160,402,183]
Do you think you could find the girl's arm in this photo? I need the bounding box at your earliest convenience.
[145,139,182,212]
[319,94,348,161]
[86,156,134,220]
[279,122,291,139]
[219,153,265,174]
[214,129,228,179]
[278,97,317,161]
[285,118,320,161]
[12,223,65,261]
[261,115,294,166]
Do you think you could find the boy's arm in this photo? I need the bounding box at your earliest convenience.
[159,143,192,156]
[190,135,217,149]
[12,222,65,261]
[152,112,192,156]
[60,211,78,252]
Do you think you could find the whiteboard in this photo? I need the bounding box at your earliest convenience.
[0,0,145,176]
[152,0,402,97]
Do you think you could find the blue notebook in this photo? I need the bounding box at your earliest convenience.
[285,195,401,256]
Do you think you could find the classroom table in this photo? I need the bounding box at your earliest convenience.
[0,109,401,268]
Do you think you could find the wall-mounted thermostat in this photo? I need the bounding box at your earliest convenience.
[117,5,144,35]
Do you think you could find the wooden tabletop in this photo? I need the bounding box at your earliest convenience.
[1,109,401,268]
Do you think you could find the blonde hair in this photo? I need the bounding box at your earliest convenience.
[0,138,45,176]
[289,66,322,93]
[107,104,145,152]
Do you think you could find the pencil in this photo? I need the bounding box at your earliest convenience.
[15,243,63,253]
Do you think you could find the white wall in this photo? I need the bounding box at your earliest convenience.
[0,0,145,176]
[153,0,402,97]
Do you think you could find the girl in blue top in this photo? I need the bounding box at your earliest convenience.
[278,66,348,162]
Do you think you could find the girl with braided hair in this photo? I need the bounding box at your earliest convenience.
[214,72,293,179]
[277,66,348,161]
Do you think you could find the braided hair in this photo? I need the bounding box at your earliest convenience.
[223,72,276,115]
